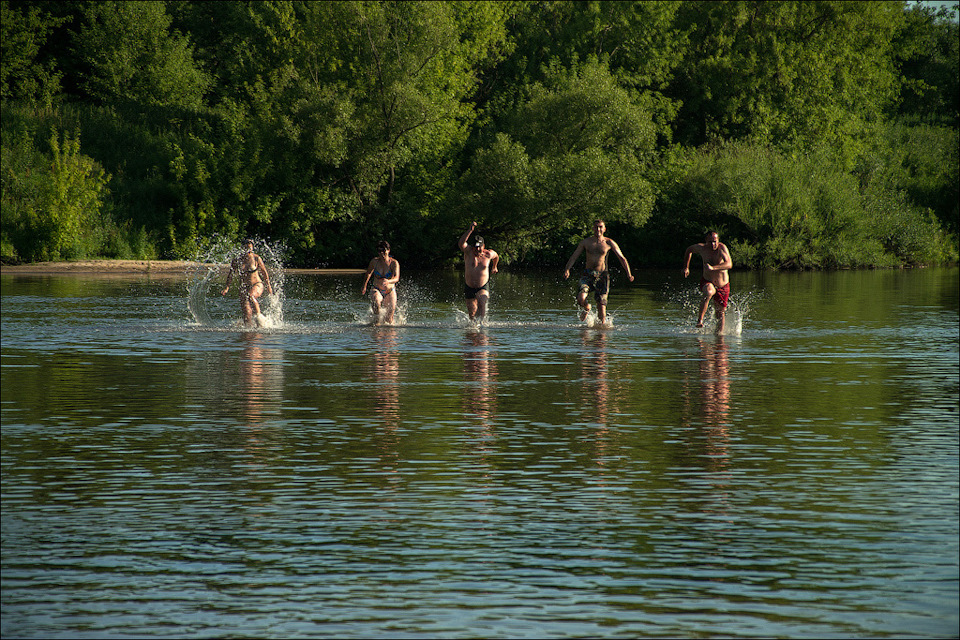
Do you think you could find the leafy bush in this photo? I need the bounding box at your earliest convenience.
[643,140,954,269]
[1,128,109,261]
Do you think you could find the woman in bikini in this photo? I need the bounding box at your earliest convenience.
[222,239,273,326]
[361,240,400,324]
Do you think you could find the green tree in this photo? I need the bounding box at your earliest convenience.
[1,129,110,261]
[892,2,959,126]
[73,0,209,109]
[483,1,685,147]
[669,0,903,159]
[641,140,953,269]
[0,0,64,107]
[858,121,960,238]
[456,58,657,263]
[171,1,509,265]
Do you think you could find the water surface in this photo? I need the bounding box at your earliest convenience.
[2,267,958,638]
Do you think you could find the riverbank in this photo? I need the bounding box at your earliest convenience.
[0,259,364,276]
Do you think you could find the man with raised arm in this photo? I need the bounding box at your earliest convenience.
[563,219,634,325]
[682,230,733,334]
[458,222,499,323]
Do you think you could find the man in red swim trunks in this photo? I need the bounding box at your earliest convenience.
[682,231,733,334]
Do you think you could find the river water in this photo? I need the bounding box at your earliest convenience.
[1,266,957,639]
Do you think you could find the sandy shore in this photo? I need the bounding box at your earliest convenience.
[0,259,363,276]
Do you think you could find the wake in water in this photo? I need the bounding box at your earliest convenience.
[358,299,409,327]
[185,235,287,330]
[580,307,615,329]
[667,285,761,336]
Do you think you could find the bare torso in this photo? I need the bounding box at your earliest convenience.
[369,257,398,292]
[582,236,616,271]
[464,250,496,288]
[233,252,263,292]
[696,243,730,287]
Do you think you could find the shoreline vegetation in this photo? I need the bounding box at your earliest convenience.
[1,258,948,277]
[0,260,364,276]
[2,1,957,271]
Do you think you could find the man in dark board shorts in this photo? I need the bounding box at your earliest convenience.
[682,230,732,334]
[562,220,634,325]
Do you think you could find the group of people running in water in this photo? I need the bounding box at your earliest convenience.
[222,221,733,333]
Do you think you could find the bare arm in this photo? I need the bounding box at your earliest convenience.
[562,242,585,279]
[257,256,273,295]
[682,245,699,277]
[609,240,634,282]
[361,258,376,294]
[387,259,400,285]
[706,246,733,272]
[458,222,477,252]
[489,252,499,276]
[221,261,235,295]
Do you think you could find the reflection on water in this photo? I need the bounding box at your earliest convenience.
[579,330,614,469]
[369,327,401,477]
[1,268,957,639]
[697,336,731,470]
[464,331,497,425]
[238,332,285,460]
[462,331,499,478]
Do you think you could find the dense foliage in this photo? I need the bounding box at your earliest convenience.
[2,0,957,268]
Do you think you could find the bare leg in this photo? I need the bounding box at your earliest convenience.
[247,282,265,324]
[370,290,384,324]
[384,289,397,324]
[241,297,255,325]
[467,298,479,320]
[697,284,716,327]
[715,305,726,335]
[598,303,607,325]
[577,291,591,320]
[476,291,489,321]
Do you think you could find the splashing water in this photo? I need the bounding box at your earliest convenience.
[579,307,616,329]
[666,283,761,336]
[185,235,288,329]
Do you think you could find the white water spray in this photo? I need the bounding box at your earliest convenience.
[185,235,288,329]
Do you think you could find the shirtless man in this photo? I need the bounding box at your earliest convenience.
[563,219,634,324]
[682,230,733,334]
[458,222,499,322]
[222,238,273,326]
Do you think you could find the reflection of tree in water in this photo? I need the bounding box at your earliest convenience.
[368,327,401,483]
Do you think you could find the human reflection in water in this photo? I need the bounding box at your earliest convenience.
[699,336,733,526]
[463,332,499,463]
[369,327,401,480]
[580,329,617,471]
[699,336,731,445]
[238,332,285,460]
[679,335,733,484]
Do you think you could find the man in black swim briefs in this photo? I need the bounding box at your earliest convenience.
[458,222,499,322]
[563,220,633,325]
[464,283,488,299]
